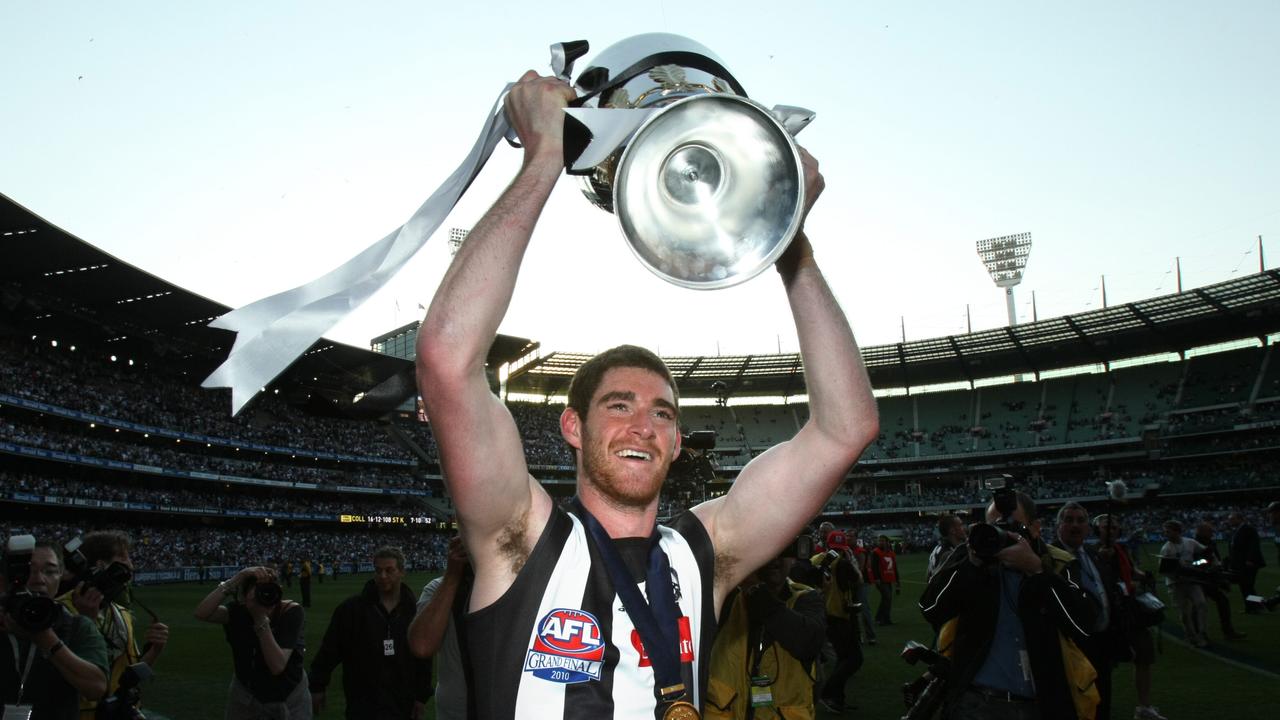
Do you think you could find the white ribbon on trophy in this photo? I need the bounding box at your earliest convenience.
[203,43,593,415]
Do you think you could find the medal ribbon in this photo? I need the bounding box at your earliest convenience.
[573,500,686,702]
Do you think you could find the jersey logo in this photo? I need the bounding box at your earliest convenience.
[524,608,607,684]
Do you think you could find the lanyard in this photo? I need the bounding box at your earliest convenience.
[573,500,686,702]
[7,635,37,704]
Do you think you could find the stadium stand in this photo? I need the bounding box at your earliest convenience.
[3,192,1280,582]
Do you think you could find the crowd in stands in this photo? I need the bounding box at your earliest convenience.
[3,471,428,520]
[2,520,452,573]
[0,340,412,460]
[1,418,423,490]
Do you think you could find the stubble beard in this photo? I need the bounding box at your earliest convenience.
[580,428,668,511]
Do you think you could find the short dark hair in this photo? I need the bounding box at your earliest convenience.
[566,345,678,422]
[80,531,131,564]
[937,514,958,537]
[1055,501,1089,526]
[373,546,405,571]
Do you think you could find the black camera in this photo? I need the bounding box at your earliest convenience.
[253,580,283,607]
[62,537,134,607]
[2,535,62,633]
[967,475,1030,561]
[900,641,951,720]
[95,662,152,720]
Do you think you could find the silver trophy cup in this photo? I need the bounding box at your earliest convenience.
[564,34,813,290]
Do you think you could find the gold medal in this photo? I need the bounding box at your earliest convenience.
[663,701,701,720]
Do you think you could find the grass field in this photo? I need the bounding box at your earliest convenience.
[131,554,1280,719]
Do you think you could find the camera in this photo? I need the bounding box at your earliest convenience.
[2,535,62,634]
[966,476,1030,561]
[61,537,134,607]
[95,662,152,720]
[900,640,951,720]
[253,580,283,607]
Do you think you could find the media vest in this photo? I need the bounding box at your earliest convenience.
[56,596,140,720]
[464,506,717,719]
[705,580,817,720]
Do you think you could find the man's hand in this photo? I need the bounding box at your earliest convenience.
[412,700,426,720]
[144,622,170,652]
[444,537,470,579]
[72,584,105,620]
[798,146,825,222]
[996,536,1044,576]
[776,146,822,277]
[312,690,326,715]
[504,71,575,162]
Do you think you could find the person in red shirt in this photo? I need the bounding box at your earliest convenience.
[870,535,900,625]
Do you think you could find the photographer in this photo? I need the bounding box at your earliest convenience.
[810,534,863,714]
[928,515,967,583]
[194,565,311,719]
[309,547,431,720]
[919,491,1097,720]
[58,531,169,719]
[1093,516,1165,720]
[1,537,109,719]
[408,537,471,720]
[706,551,825,719]
[1156,521,1208,648]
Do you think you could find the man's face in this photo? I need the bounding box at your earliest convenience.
[948,517,968,544]
[1228,513,1242,529]
[1164,525,1181,542]
[1057,508,1090,548]
[569,366,680,509]
[373,558,404,595]
[27,547,62,597]
[1195,524,1213,544]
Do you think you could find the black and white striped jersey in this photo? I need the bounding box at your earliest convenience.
[463,505,717,719]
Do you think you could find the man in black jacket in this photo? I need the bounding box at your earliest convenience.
[919,492,1096,720]
[1226,512,1265,611]
[310,546,432,719]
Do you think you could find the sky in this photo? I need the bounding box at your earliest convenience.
[2,1,1278,362]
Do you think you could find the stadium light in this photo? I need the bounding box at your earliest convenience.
[976,232,1033,327]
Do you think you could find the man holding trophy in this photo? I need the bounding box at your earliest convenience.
[416,35,878,719]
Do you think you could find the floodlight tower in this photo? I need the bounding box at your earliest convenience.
[976,232,1033,327]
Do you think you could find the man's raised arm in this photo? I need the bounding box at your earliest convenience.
[416,72,574,597]
[694,150,880,599]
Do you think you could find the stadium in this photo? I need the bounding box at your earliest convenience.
[4,181,1280,719]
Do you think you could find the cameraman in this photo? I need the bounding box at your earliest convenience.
[194,565,311,719]
[810,534,863,714]
[1,538,109,719]
[919,491,1096,720]
[928,515,967,583]
[705,551,825,719]
[58,531,169,719]
[1093,516,1165,720]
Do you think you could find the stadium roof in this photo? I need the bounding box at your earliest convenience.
[5,191,1280,408]
[506,270,1280,397]
[0,193,527,415]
